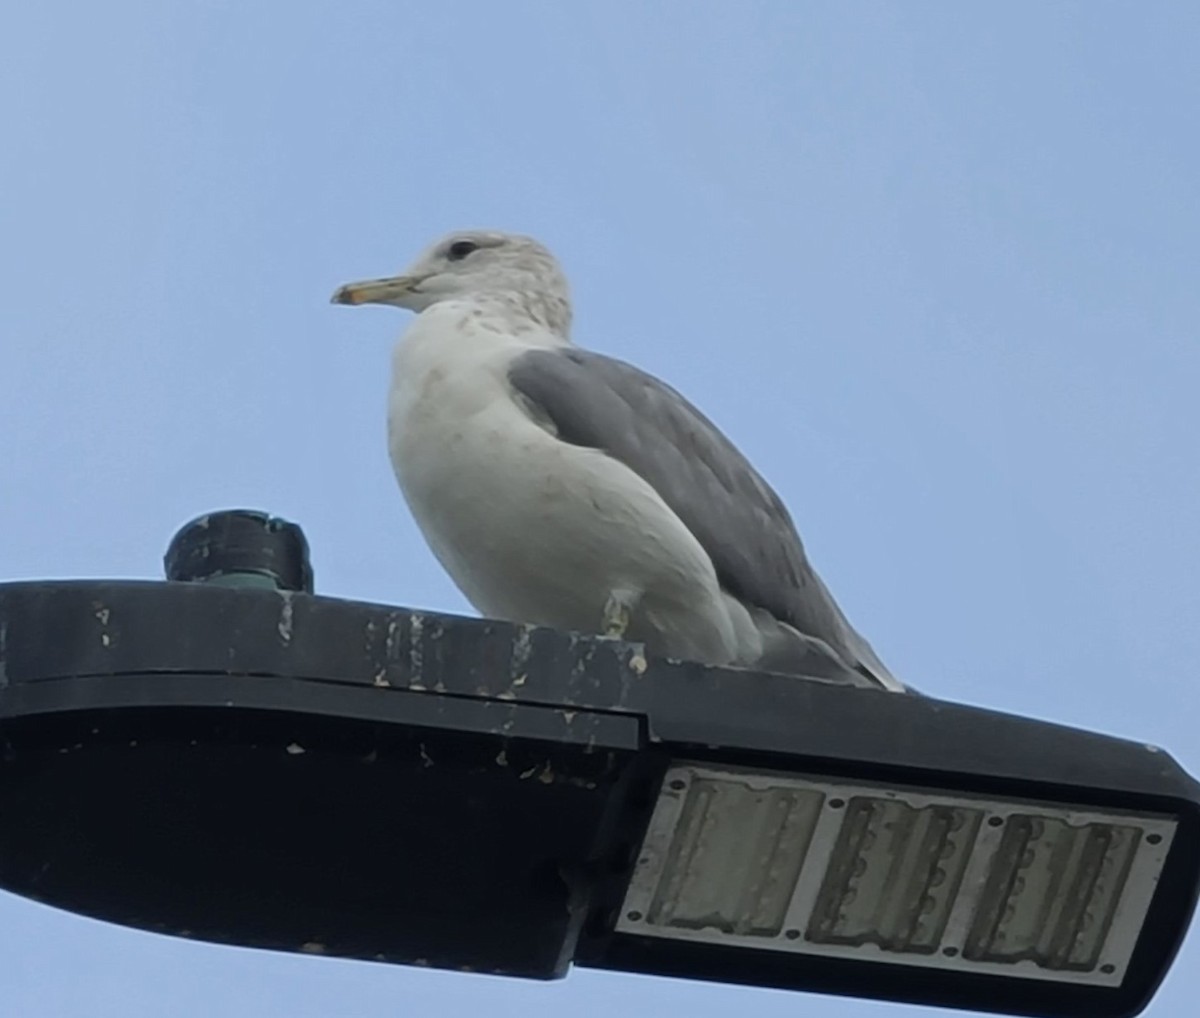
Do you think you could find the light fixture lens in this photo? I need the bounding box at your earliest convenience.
[964,815,1142,971]
[647,777,824,936]
[619,763,1176,987]
[805,797,982,953]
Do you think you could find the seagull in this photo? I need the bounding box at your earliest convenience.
[332,230,906,691]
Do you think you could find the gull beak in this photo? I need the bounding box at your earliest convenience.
[330,274,423,306]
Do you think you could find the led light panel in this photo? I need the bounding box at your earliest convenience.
[618,763,1177,986]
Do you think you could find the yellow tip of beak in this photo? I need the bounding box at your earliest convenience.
[330,284,367,305]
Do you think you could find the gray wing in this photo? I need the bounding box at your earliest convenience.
[507,347,903,690]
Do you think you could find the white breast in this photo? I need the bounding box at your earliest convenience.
[385,301,743,662]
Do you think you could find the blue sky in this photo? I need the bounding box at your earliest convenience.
[2,2,1198,1015]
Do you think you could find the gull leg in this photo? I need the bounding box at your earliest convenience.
[601,592,633,639]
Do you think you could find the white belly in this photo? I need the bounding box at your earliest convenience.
[385,304,743,664]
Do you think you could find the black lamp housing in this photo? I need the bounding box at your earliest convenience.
[0,510,1194,1018]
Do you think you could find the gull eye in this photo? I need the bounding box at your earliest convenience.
[447,240,479,262]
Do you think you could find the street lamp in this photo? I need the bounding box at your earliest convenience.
[0,509,1194,1017]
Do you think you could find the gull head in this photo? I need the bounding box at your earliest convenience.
[331,229,571,334]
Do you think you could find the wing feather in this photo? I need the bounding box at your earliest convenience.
[507,347,901,689]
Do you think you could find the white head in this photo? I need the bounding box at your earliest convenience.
[332,230,572,336]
